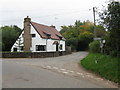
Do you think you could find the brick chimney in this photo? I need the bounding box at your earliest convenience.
[23,16,32,52]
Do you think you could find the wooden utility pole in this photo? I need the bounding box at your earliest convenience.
[93,7,97,39]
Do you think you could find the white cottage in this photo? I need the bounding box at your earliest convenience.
[11,16,65,52]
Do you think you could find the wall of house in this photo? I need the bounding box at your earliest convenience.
[11,31,24,52]
[30,25,65,52]
[59,40,65,51]
[11,24,65,52]
[46,39,56,52]
[30,25,46,52]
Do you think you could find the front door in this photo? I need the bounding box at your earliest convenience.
[56,44,58,51]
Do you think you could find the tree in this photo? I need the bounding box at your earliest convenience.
[60,20,94,51]
[60,25,79,51]
[100,1,120,56]
[60,20,106,51]
[78,31,94,50]
[0,25,22,51]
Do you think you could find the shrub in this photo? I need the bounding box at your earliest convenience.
[89,40,100,53]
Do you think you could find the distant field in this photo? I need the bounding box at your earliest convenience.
[81,53,119,84]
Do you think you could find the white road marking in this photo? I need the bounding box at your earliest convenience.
[60,69,66,71]
[82,76,85,78]
[77,72,83,75]
[46,66,52,70]
[68,70,74,73]
[15,62,20,64]
[42,67,48,69]
[46,66,51,68]
[62,71,69,74]
[86,75,93,78]
[53,67,58,69]
[77,72,82,75]
[96,78,103,80]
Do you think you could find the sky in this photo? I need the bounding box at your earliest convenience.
[0,0,109,30]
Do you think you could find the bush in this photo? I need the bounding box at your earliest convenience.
[89,40,100,53]
[104,39,120,57]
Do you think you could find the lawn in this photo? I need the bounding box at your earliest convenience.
[81,53,120,84]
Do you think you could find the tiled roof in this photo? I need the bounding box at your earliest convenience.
[31,21,65,40]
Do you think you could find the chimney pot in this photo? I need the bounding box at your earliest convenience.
[50,25,55,28]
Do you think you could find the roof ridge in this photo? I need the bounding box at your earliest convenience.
[31,21,56,29]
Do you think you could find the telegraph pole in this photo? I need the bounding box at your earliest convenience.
[93,7,97,39]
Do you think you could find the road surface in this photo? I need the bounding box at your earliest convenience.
[2,52,118,88]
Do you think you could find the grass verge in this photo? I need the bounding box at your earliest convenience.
[81,53,120,84]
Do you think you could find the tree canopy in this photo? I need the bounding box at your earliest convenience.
[99,1,120,56]
[0,25,22,51]
[60,20,106,51]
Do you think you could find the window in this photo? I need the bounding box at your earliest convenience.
[59,44,63,50]
[43,32,51,39]
[36,45,46,51]
[47,34,51,39]
[20,46,23,50]
[32,34,36,37]
[13,48,17,52]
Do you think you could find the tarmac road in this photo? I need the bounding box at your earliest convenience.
[2,52,118,88]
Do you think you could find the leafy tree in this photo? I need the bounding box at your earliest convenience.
[0,25,22,51]
[75,20,83,28]
[60,20,106,51]
[99,1,120,56]
[78,31,94,50]
[61,25,79,51]
[60,25,69,34]
[95,25,107,38]
[60,20,95,51]
[79,21,106,38]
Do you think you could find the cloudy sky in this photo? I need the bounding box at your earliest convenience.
[0,0,109,30]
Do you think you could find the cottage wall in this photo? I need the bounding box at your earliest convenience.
[11,16,65,52]
[59,40,65,51]
[31,25,65,52]
[11,25,65,52]
[11,31,24,52]
[30,25,46,52]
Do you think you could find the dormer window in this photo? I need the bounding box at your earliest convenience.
[32,34,36,37]
[46,34,51,39]
[56,34,62,40]
[43,32,51,39]
[59,37,62,40]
